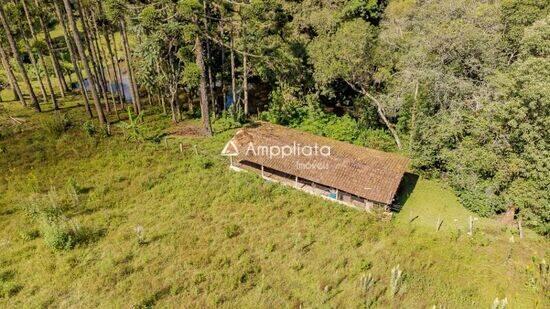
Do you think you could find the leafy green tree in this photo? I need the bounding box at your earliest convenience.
[308,18,403,148]
[490,16,550,233]
[501,0,548,61]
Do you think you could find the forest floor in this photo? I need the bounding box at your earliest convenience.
[0,99,548,308]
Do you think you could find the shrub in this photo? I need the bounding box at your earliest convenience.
[213,111,243,132]
[21,189,91,251]
[259,87,310,126]
[117,108,145,141]
[355,129,397,152]
[324,114,359,143]
[262,90,396,151]
[41,112,72,137]
[41,219,81,251]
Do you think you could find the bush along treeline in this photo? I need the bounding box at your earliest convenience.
[0,0,548,234]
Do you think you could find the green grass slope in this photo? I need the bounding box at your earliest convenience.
[0,101,548,308]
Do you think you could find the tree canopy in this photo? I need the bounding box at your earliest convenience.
[0,0,548,233]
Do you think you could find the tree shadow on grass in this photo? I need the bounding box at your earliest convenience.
[42,103,84,113]
[76,226,107,247]
[392,173,419,213]
[137,286,172,307]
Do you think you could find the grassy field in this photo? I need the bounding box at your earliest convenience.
[0,100,548,308]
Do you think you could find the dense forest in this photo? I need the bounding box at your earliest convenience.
[0,0,548,235]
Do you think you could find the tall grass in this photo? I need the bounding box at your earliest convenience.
[0,101,547,307]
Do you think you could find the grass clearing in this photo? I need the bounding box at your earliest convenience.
[0,101,548,307]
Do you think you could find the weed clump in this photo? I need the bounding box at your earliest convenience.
[18,229,40,241]
[390,264,405,297]
[225,224,242,238]
[0,281,22,299]
[20,187,94,251]
[0,271,22,299]
[192,156,214,169]
[135,225,147,245]
[41,219,82,250]
[82,121,97,137]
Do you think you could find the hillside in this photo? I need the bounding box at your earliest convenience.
[1,101,547,307]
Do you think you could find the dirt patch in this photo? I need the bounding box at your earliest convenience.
[169,124,207,138]
[499,207,517,225]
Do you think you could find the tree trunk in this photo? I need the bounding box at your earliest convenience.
[409,81,419,152]
[202,1,216,116]
[194,36,213,136]
[38,47,59,109]
[187,93,193,113]
[243,52,249,115]
[220,10,226,111]
[15,1,47,102]
[160,93,167,115]
[76,2,101,99]
[89,10,111,112]
[0,5,40,111]
[120,19,141,114]
[30,0,68,96]
[62,0,106,125]
[90,9,116,114]
[0,43,26,106]
[14,1,48,103]
[175,93,182,121]
[241,15,249,116]
[53,0,92,117]
[169,89,178,123]
[362,90,402,149]
[20,0,58,108]
[230,35,237,113]
[21,0,57,102]
[103,28,124,110]
[111,31,126,103]
[23,36,48,103]
[79,4,109,111]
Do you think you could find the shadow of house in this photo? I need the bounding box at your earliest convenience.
[391,173,419,213]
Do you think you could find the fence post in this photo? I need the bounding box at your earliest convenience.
[518,218,524,239]
[468,216,474,236]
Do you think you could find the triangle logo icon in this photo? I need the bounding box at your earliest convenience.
[221,140,239,157]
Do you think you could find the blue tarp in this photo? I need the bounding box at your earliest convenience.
[79,76,133,102]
